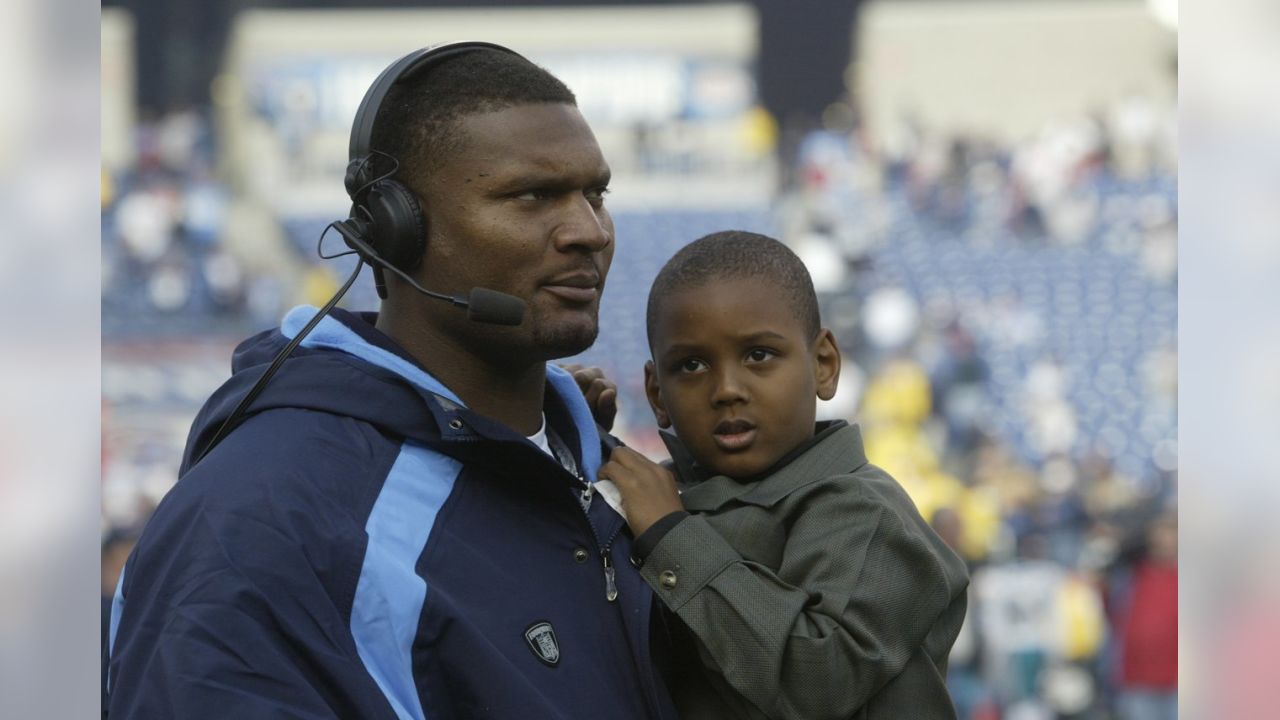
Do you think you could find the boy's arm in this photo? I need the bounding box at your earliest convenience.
[634,474,969,720]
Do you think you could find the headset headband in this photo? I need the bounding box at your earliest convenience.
[347,41,526,162]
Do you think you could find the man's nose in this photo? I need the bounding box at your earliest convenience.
[551,193,612,253]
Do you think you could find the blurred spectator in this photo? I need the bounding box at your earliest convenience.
[1022,356,1079,458]
[102,107,310,334]
[935,507,1001,720]
[114,179,179,266]
[862,287,922,353]
[1107,94,1163,179]
[929,321,991,456]
[972,532,1106,719]
[973,533,1064,716]
[1106,508,1178,720]
[1033,455,1092,568]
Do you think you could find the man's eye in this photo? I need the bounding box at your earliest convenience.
[515,190,551,201]
[586,187,610,207]
[746,348,775,363]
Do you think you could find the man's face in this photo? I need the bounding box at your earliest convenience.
[644,277,840,479]
[415,103,613,360]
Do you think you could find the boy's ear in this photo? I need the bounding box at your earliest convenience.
[812,328,841,401]
[643,360,672,428]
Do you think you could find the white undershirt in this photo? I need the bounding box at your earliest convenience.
[526,413,626,516]
[525,414,555,458]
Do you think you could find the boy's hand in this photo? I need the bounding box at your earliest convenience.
[598,447,684,536]
[560,364,618,430]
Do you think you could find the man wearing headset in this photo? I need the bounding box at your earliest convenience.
[105,44,680,719]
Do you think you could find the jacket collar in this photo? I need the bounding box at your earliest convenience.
[275,305,604,481]
[661,420,868,512]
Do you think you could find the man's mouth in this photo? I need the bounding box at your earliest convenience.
[712,418,757,452]
[542,272,600,304]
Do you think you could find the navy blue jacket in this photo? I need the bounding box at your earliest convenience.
[106,307,678,719]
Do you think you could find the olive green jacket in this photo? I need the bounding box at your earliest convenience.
[640,421,969,720]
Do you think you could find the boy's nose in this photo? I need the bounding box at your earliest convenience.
[710,369,749,406]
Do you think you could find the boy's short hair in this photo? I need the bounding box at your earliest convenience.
[370,49,577,191]
[646,230,821,349]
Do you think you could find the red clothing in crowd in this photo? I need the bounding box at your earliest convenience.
[1120,561,1177,688]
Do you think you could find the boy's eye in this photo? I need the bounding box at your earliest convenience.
[676,358,707,374]
[745,348,775,363]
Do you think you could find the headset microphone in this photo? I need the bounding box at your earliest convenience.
[465,288,527,327]
[333,218,525,326]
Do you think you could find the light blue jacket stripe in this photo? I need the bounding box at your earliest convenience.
[544,364,603,483]
[281,305,464,406]
[106,566,127,691]
[352,442,461,720]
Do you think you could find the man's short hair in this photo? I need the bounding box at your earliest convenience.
[646,230,822,350]
[370,49,576,191]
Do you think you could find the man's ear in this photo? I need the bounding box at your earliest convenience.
[813,329,841,401]
[643,360,672,428]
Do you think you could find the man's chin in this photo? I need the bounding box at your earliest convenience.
[532,320,600,360]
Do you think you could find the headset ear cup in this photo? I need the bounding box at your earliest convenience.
[344,158,370,199]
[364,180,428,272]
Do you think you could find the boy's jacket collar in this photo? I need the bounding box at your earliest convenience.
[660,420,869,511]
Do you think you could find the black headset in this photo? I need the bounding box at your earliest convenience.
[339,41,525,298]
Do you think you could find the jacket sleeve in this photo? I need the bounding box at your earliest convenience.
[639,480,969,720]
[106,470,394,719]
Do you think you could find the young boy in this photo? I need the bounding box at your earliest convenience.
[598,231,970,719]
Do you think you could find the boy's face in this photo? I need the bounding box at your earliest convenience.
[644,276,840,479]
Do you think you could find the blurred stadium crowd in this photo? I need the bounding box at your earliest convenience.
[781,100,1178,720]
[100,7,1176,719]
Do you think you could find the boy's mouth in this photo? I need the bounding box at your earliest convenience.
[712,418,757,452]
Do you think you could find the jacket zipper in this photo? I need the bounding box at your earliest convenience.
[601,552,618,602]
[534,426,619,605]
[572,469,622,603]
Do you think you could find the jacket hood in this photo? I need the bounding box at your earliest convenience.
[181,306,604,480]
